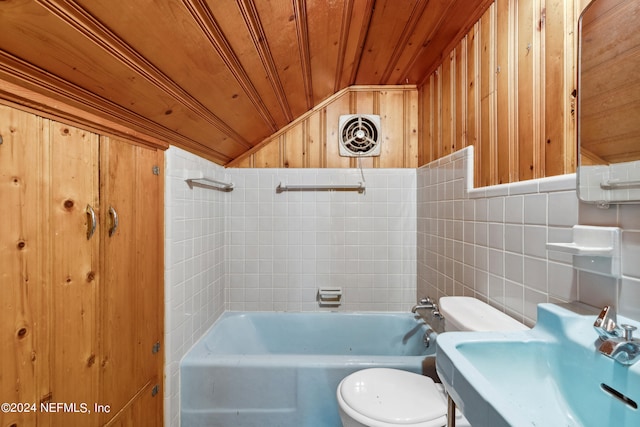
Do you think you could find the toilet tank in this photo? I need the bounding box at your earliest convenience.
[439,297,529,332]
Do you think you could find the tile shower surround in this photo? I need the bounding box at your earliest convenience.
[164,147,417,426]
[225,167,417,312]
[165,145,640,427]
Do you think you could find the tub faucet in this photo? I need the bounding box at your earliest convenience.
[598,324,640,365]
[412,297,444,320]
[411,297,435,313]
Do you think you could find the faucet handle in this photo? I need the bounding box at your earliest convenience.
[594,305,621,340]
[418,297,432,305]
[621,324,637,341]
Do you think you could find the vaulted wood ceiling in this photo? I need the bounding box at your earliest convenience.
[0,0,491,164]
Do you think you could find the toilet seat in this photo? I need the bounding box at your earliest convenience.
[338,298,526,427]
[337,368,447,427]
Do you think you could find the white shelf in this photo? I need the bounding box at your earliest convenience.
[545,242,614,256]
[547,225,621,278]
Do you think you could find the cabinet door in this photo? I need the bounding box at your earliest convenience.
[0,106,47,427]
[99,136,163,424]
[0,107,100,427]
[46,120,100,427]
[102,382,162,427]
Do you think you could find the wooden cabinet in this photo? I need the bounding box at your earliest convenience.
[0,104,164,427]
[98,136,164,426]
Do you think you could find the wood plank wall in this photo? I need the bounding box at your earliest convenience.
[227,85,419,169]
[230,0,594,188]
[578,0,640,165]
[419,0,592,187]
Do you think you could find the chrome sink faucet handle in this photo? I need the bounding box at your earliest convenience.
[622,324,638,341]
[598,323,640,366]
[594,305,622,341]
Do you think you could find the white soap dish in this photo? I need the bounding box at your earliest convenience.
[547,225,621,278]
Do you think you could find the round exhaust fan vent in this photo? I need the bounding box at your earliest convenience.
[338,114,381,157]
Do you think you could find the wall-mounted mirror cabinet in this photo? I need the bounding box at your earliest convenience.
[577,0,640,205]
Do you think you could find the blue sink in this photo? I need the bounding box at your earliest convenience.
[436,303,640,427]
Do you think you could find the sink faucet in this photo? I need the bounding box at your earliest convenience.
[598,325,640,365]
[594,305,640,365]
[593,305,621,340]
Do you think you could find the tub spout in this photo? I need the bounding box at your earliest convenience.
[411,297,435,313]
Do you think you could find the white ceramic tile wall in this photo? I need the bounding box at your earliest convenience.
[164,154,417,427]
[226,168,417,311]
[417,146,640,326]
[578,161,640,203]
[164,147,228,427]
[579,202,640,320]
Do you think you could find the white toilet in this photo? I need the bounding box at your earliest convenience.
[336,297,528,427]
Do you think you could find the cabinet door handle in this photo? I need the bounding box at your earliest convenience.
[86,204,97,240]
[108,206,119,237]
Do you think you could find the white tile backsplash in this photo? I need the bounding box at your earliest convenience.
[417,146,640,326]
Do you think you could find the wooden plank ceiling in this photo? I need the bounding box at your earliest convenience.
[0,0,491,164]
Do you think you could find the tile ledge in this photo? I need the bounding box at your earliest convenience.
[467,174,576,198]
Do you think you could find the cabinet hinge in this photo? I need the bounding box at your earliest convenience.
[152,165,160,175]
[151,384,160,397]
[152,341,161,354]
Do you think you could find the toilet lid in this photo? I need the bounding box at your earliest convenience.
[339,368,447,425]
[439,297,529,331]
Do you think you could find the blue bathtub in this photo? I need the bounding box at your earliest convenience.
[180,312,436,427]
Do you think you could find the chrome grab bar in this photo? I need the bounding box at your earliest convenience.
[600,179,640,190]
[186,176,234,192]
[276,182,365,194]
